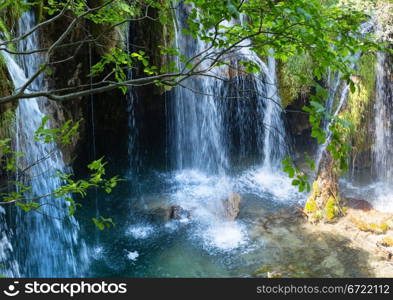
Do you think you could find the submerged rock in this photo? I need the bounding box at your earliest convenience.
[150,205,191,222]
[222,192,241,221]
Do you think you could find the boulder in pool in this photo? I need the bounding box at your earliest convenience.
[222,192,241,221]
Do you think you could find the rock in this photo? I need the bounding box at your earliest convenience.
[150,205,190,222]
[150,207,171,222]
[350,216,389,234]
[169,205,190,220]
[267,271,282,278]
[380,237,393,247]
[222,192,241,221]
[345,198,373,211]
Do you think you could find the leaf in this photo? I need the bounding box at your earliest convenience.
[92,218,105,230]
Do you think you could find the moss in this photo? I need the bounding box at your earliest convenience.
[325,196,339,221]
[0,59,16,140]
[369,223,389,234]
[351,217,390,234]
[0,109,15,140]
[277,53,314,107]
[337,52,376,159]
[312,181,320,196]
[380,237,393,247]
[0,1,26,33]
[0,59,13,96]
[351,217,369,232]
[305,182,320,214]
[33,0,44,23]
[305,197,318,213]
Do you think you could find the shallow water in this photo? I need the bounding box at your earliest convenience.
[76,165,381,278]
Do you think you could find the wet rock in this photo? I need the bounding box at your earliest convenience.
[345,198,373,211]
[150,205,190,222]
[169,205,190,220]
[150,207,171,222]
[379,237,393,247]
[222,192,241,221]
[267,271,282,278]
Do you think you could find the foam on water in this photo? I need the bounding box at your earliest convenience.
[126,250,139,261]
[163,168,301,252]
[196,221,249,252]
[169,170,233,223]
[236,167,304,203]
[126,224,156,239]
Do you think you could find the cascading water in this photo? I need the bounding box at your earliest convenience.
[125,24,141,176]
[169,7,287,174]
[168,11,228,174]
[2,11,88,277]
[373,52,393,182]
[367,51,393,211]
[341,51,393,212]
[0,208,20,277]
[162,4,298,251]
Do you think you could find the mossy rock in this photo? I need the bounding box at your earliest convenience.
[350,217,390,234]
[369,223,389,234]
[380,237,393,247]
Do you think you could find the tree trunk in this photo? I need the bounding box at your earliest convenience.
[304,151,342,222]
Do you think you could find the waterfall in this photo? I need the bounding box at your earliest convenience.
[373,52,393,182]
[2,11,88,277]
[168,8,228,174]
[125,23,141,176]
[343,51,393,212]
[366,51,393,211]
[0,208,20,277]
[168,5,287,174]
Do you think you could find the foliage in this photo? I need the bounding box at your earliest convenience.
[278,53,314,107]
[0,0,30,31]
[338,0,393,42]
[92,216,115,230]
[34,116,80,145]
[44,0,138,24]
[282,156,313,193]
[0,116,121,230]
[301,81,355,175]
